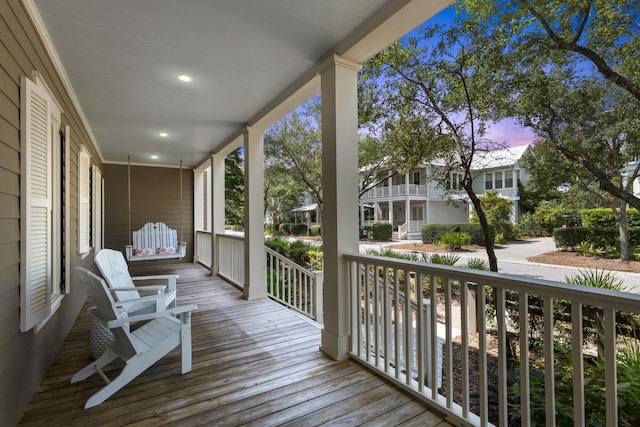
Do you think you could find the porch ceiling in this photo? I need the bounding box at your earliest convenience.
[30,0,451,168]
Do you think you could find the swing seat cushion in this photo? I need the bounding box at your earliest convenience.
[135,247,154,256]
[158,246,176,255]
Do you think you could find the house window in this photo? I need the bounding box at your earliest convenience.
[448,172,463,190]
[505,171,514,188]
[413,171,421,185]
[495,171,503,189]
[485,173,493,190]
[20,74,68,332]
[411,205,423,221]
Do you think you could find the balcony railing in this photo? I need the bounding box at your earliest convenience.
[361,184,426,199]
[344,253,640,427]
[217,233,245,286]
[195,230,212,268]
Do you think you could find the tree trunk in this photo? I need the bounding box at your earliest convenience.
[619,201,629,261]
[464,183,498,272]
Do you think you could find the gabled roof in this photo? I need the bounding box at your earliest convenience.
[470,144,530,170]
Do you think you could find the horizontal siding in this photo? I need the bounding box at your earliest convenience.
[0,1,105,426]
[104,164,194,262]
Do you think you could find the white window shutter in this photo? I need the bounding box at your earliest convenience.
[92,165,103,251]
[78,146,91,254]
[20,76,52,332]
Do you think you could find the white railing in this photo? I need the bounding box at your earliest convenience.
[195,230,212,268]
[361,184,426,200]
[398,222,408,240]
[344,253,640,427]
[409,220,427,233]
[217,233,244,286]
[265,247,323,324]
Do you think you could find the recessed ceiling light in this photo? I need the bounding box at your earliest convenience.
[159,132,168,137]
[178,74,192,83]
[151,155,158,159]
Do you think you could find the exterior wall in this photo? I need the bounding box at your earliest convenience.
[427,200,469,223]
[0,1,102,425]
[103,164,194,263]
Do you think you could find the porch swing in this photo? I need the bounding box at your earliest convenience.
[125,157,188,262]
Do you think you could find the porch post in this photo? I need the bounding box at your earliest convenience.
[320,54,360,361]
[243,126,267,300]
[211,154,225,275]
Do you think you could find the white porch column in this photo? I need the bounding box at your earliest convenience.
[404,173,410,224]
[320,54,360,361]
[211,154,225,275]
[243,126,267,300]
[374,202,379,222]
[388,200,393,225]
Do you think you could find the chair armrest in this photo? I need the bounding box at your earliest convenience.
[113,294,167,314]
[111,285,168,294]
[131,274,178,291]
[107,304,197,328]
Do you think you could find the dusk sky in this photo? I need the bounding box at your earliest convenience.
[420,5,536,148]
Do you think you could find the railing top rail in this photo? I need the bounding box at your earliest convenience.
[216,232,245,241]
[265,246,317,277]
[344,252,640,313]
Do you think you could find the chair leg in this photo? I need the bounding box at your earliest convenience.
[71,348,118,383]
[180,313,192,374]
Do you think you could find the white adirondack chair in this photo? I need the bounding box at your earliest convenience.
[95,248,177,315]
[72,267,196,409]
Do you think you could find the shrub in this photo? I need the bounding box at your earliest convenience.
[371,222,393,240]
[278,223,293,235]
[426,253,460,266]
[421,223,493,246]
[553,226,588,249]
[439,231,470,250]
[290,223,308,235]
[465,257,489,270]
[564,268,627,292]
[581,208,640,228]
[360,225,372,239]
[471,190,516,240]
[516,212,546,237]
[309,224,321,236]
[533,204,575,234]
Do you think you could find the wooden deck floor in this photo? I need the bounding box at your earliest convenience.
[19,263,451,427]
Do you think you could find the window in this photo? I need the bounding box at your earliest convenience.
[20,74,67,332]
[505,171,514,188]
[495,171,503,189]
[484,173,493,190]
[413,171,421,185]
[448,172,463,190]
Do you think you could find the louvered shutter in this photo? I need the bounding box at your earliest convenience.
[20,76,52,332]
[78,146,91,254]
[92,166,103,251]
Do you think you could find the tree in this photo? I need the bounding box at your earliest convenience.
[225,148,244,228]
[460,0,640,209]
[360,19,512,271]
[264,99,323,226]
[264,162,304,229]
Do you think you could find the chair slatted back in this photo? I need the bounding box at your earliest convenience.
[75,267,137,358]
[95,249,140,302]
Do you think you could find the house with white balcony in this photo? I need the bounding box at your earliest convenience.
[360,144,531,239]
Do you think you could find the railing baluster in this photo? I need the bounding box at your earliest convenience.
[604,307,617,427]
[365,263,372,363]
[429,274,437,399]
[478,284,488,426]
[404,269,412,386]
[496,287,508,427]
[394,268,400,381]
[445,277,453,407]
[519,292,531,427]
[416,272,424,393]
[544,296,556,427]
[572,302,585,426]
[461,281,470,418]
[383,266,391,375]
[373,263,381,366]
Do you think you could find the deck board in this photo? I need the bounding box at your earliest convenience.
[18,263,452,427]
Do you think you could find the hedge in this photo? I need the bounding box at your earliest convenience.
[372,222,393,240]
[421,223,493,246]
[278,223,308,235]
[309,225,321,236]
[580,208,640,228]
[553,226,640,249]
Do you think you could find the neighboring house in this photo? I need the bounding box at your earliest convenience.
[359,144,531,239]
[291,193,321,230]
